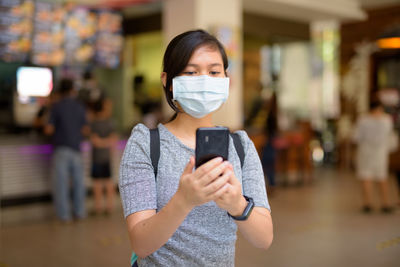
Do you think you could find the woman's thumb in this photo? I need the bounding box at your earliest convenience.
[182,156,195,174]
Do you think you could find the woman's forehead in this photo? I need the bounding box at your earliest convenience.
[188,46,223,65]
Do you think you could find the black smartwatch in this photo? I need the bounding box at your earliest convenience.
[228,195,254,221]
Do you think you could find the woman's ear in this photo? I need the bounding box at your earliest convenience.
[161,72,167,89]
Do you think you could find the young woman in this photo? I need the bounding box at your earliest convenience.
[119,29,273,266]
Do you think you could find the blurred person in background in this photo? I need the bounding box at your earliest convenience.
[119,29,273,267]
[261,92,278,194]
[78,71,103,109]
[133,75,163,129]
[45,78,89,223]
[89,98,117,216]
[353,100,394,213]
[244,82,266,128]
[78,71,112,121]
[33,91,60,136]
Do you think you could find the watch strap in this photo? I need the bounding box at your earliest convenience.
[228,195,254,221]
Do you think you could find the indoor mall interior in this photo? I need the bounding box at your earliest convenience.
[1,0,400,266]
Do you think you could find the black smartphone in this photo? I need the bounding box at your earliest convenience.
[195,127,229,168]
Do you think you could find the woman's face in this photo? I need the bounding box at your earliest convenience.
[180,45,226,78]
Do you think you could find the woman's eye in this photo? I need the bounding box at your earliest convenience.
[183,71,196,75]
[209,71,220,75]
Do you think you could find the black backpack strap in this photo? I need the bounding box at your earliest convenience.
[149,128,160,180]
[230,132,245,169]
[151,128,243,178]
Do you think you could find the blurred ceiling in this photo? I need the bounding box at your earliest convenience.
[243,0,367,22]
[68,0,158,9]
[244,0,400,23]
[69,0,400,22]
[358,0,400,8]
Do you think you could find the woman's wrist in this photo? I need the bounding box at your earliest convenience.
[172,191,194,214]
[228,196,247,217]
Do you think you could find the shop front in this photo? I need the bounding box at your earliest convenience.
[0,0,125,205]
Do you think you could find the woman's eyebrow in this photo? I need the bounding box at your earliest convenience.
[186,63,223,67]
[209,63,223,67]
[185,63,199,68]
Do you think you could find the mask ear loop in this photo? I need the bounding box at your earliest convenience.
[170,80,181,113]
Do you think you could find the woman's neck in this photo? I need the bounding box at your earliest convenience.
[164,112,214,149]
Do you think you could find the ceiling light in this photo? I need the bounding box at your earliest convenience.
[377,26,400,49]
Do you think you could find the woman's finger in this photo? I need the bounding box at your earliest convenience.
[198,161,230,186]
[211,183,231,199]
[193,157,223,179]
[203,170,231,196]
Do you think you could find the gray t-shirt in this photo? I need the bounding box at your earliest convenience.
[119,123,270,267]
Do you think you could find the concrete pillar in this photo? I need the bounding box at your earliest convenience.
[310,20,340,129]
[163,0,243,129]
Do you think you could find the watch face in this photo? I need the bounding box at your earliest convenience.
[243,196,255,219]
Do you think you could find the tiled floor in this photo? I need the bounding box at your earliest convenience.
[1,167,399,267]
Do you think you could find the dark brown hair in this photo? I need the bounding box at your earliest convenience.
[59,78,74,95]
[369,99,382,111]
[162,29,229,112]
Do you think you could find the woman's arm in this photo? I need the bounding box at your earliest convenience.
[215,171,273,250]
[236,206,273,249]
[215,132,273,250]
[126,193,191,258]
[125,156,232,258]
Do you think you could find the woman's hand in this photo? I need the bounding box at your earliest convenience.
[214,164,247,216]
[176,156,231,210]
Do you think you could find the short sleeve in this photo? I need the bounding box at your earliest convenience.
[119,123,157,218]
[235,130,270,211]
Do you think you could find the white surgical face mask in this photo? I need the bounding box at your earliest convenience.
[172,75,229,118]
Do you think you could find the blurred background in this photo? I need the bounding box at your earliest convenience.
[1,0,400,266]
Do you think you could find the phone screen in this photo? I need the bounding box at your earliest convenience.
[195,127,229,168]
